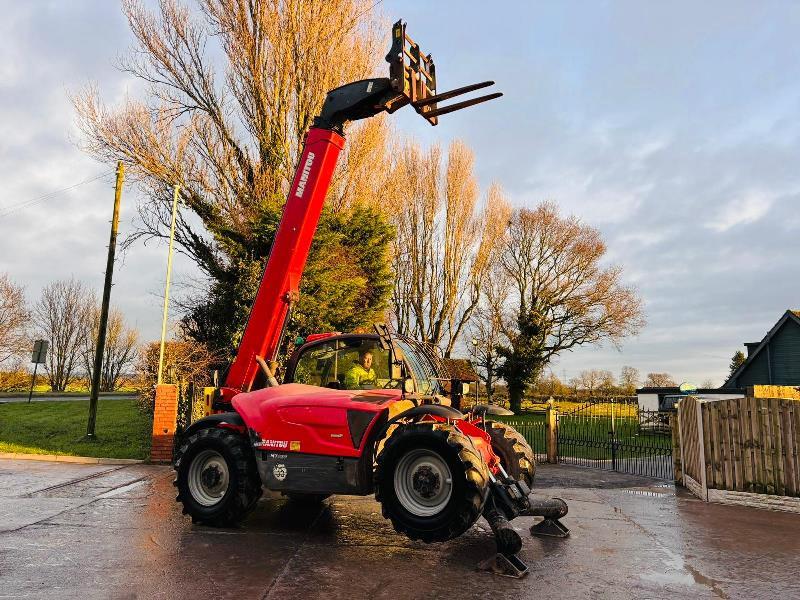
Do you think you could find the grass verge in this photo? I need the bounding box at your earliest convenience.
[0,399,151,460]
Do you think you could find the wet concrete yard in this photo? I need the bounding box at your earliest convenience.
[1,459,798,599]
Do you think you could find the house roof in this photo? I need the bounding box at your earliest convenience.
[636,386,744,395]
[724,310,800,387]
[440,358,479,382]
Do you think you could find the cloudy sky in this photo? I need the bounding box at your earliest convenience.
[1,1,798,386]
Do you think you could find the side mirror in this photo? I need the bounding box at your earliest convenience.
[391,362,403,380]
[391,345,405,380]
[403,378,415,393]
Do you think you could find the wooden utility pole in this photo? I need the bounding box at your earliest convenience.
[87,161,124,438]
[157,185,180,385]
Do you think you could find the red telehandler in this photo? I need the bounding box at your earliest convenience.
[173,21,568,577]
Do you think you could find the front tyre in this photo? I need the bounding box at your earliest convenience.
[375,422,490,543]
[174,427,262,526]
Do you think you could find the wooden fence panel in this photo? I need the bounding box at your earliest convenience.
[703,403,714,490]
[759,398,775,494]
[793,401,800,494]
[740,397,754,492]
[730,399,744,491]
[720,402,733,489]
[781,401,796,496]
[746,395,762,493]
[773,399,785,496]
[678,395,800,502]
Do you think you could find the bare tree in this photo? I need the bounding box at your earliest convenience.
[644,372,676,387]
[701,378,716,388]
[598,370,616,394]
[73,0,390,276]
[619,365,639,394]
[0,273,28,365]
[495,203,645,413]
[73,0,396,355]
[83,306,139,392]
[570,369,614,397]
[34,279,92,392]
[534,370,569,397]
[136,338,216,412]
[467,305,502,403]
[392,140,510,356]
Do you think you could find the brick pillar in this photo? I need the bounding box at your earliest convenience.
[151,384,178,463]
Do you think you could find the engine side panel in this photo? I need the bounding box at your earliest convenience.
[257,451,372,495]
[233,383,397,458]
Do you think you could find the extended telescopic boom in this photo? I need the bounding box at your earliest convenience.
[220,21,501,403]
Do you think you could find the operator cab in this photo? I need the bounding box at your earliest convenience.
[283,333,444,397]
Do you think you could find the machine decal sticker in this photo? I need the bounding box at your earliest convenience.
[290,441,301,451]
[273,464,287,481]
[255,439,288,449]
[294,152,316,198]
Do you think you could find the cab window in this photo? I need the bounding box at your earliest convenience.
[292,339,391,389]
[395,339,440,395]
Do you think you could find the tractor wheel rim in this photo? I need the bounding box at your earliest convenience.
[394,448,453,517]
[188,449,230,507]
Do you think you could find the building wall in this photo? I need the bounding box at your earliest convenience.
[770,319,800,384]
[637,393,659,411]
[735,319,800,387]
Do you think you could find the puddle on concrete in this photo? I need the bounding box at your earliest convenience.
[621,489,671,498]
[640,547,728,599]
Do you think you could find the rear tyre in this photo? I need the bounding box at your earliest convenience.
[375,422,490,543]
[484,421,536,487]
[174,427,262,526]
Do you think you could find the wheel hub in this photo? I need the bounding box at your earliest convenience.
[412,465,441,499]
[201,465,222,489]
[393,448,453,517]
[187,449,230,507]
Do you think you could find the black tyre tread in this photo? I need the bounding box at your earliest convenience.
[174,427,262,527]
[375,422,490,543]
[486,421,536,487]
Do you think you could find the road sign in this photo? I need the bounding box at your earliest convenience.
[29,340,48,403]
[31,340,48,364]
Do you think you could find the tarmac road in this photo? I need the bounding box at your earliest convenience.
[0,459,798,599]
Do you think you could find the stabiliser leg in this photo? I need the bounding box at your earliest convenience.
[521,497,570,538]
[477,507,529,578]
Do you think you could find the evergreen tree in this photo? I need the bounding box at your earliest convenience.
[181,205,394,360]
[729,349,746,377]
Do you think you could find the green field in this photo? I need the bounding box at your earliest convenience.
[0,400,151,460]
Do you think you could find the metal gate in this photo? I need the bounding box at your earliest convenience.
[557,400,674,480]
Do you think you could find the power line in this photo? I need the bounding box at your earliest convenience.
[0,170,115,219]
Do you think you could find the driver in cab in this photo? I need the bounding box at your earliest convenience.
[345,350,377,389]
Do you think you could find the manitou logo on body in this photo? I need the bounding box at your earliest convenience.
[294,152,316,198]
[254,439,289,450]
